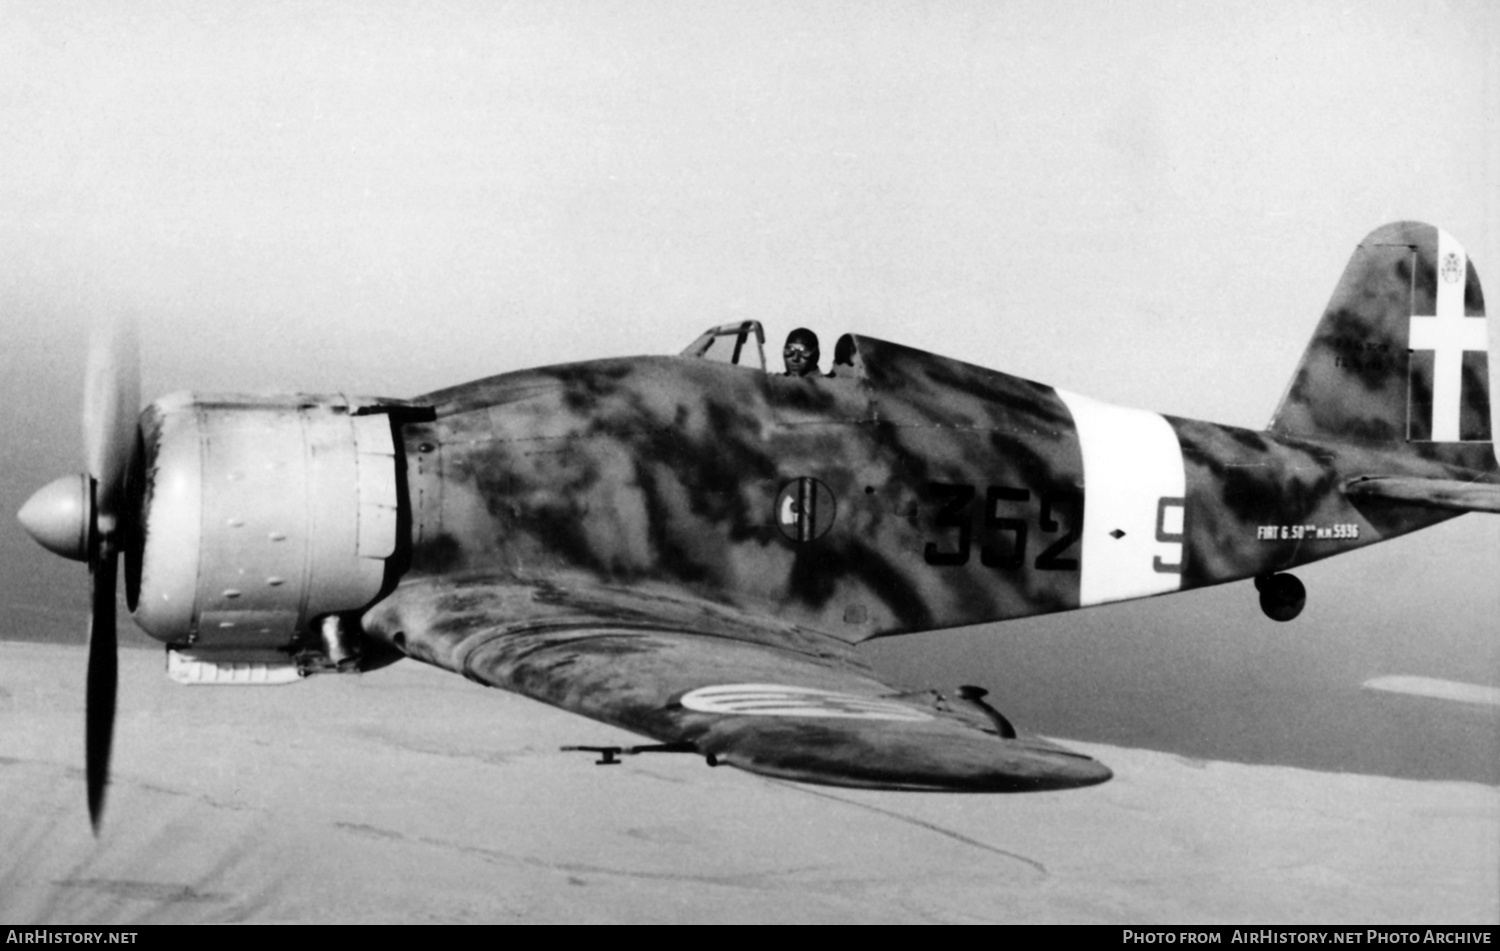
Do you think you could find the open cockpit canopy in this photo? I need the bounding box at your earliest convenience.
[680,321,863,379]
[679,321,766,371]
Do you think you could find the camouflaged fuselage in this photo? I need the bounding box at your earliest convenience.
[399,335,1489,644]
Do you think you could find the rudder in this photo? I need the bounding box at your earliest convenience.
[1269,222,1494,470]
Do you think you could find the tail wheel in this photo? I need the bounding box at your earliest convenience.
[1256,573,1306,622]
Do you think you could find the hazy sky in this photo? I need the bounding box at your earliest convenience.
[4,2,1495,404]
[2,2,1497,771]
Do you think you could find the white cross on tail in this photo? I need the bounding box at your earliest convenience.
[1408,229,1488,442]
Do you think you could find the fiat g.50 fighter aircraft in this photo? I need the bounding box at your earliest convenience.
[18,222,1499,827]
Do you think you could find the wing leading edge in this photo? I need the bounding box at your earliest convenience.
[362,578,1111,792]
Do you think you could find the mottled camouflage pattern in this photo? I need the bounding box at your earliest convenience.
[362,575,1111,790]
[383,306,1492,647]
[393,343,1078,642]
[351,222,1494,789]
[1271,221,1491,462]
[1169,415,1483,587]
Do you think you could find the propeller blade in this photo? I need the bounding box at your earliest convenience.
[86,535,119,833]
[82,317,137,834]
[18,316,141,832]
[83,315,140,526]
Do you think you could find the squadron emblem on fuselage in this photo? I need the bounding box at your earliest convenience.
[776,477,836,543]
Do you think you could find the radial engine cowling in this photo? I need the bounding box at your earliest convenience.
[132,392,408,650]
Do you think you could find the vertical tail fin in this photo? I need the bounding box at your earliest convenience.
[1269,222,1494,471]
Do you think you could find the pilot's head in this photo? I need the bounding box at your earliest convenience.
[783,328,820,377]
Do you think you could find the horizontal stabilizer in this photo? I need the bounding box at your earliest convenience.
[1344,476,1500,513]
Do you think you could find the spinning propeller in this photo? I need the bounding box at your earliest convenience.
[17,318,140,831]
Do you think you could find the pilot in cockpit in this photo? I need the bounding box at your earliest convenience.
[782,328,821,378]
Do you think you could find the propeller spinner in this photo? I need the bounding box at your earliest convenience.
[17,318,140,832]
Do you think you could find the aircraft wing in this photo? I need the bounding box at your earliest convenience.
[364,578,1111,792]
[1344,476,1500,514]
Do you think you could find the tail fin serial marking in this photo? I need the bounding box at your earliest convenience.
[1269,222,1492,465]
